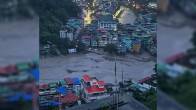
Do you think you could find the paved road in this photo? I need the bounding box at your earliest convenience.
[0,18,39,66]
[67,93,149,110]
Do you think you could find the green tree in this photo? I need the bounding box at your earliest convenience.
[77,41,86,52]
[104,44,117,54]
[38,0,81,54]
[191,31,196,48]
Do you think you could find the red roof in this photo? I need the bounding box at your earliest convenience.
[85,85,106,94]
[83,74,91,82]
[165,52,185,63]
[138,76,152,84]
[39,84,48,89]
[64,77,73,85]
[0,67,7,75]
[5,65,17,73]
[60,92,79,104]
[0,65,17,75]
[97,81,105,86]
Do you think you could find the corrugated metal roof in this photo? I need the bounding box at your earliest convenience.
[82,74,91,82]
[64,77,73,85]
[85,85,106,94]
[97,81,105,86]
[72,77,81,85]
[60,92,79,104]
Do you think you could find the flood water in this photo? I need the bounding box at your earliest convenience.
[40,52,155,84]
[0,18,39,66]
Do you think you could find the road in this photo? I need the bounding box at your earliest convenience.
[67,93,149,110]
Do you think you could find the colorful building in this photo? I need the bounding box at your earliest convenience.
[97,15,117,31]
[81,74,109,103]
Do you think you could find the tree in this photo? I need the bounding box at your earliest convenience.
[77,41,86,52]
[191,31,196,48]
[38,0,81,55]
[104,44,117,54]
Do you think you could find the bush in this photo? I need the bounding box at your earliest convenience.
[133,89,156,110]
[77,41,86,52]
[104,44,117,54]
[39,0,81,55]
[191,31,196,48]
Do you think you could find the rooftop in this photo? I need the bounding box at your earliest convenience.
[85,85,106,94]
[97,15,117,23]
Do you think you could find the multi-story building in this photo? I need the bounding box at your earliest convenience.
[81,74,110,103]
[81,35,91,46]
[97,15,118,31]
[59,27,74,41]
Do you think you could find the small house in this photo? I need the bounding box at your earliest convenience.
[81,74,109,103]
[97,15,118,31]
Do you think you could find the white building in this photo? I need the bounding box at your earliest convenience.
[59,30,74,41]
[97,15,117,31]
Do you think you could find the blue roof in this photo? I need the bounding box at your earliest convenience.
[8,92,32,102]
[41,101,61,107]
[72,77,81,85]
[31,68,39,81]
[49,101,61,106]
[56,86,67,95]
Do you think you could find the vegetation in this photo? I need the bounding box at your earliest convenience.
[38,0,82,55]
[191,31,196,49]
[158,72,196,110]
[133,89,156,110]
[0,0,36,19]
[104,44,118,54]
[77,41,86,52]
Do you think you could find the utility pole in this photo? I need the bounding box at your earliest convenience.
[114,57,118,110]
[115,57,117,84]
[122,68,124,85]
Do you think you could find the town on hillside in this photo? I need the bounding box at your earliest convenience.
[39,0,157,110]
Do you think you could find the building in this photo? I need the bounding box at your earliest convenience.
[60,30,74,41]
[67,18,83,30]
[119,35,132,50]
[117,43,127,54]
[91,37,99,47]
[130,81,155,93]
[81,35,91,46]
[97,33,108,47]
[81,74,109,103]
[97,15,118,31]
[132,31,151,49]
[131,39,141,54]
